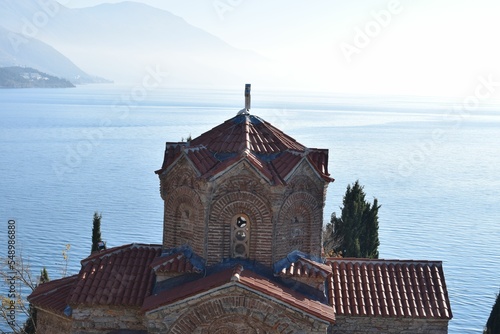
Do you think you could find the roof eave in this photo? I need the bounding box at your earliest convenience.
[155,142,189,175]
[282,156,331,183]
[157,150,203,178]
[304,156,335,183]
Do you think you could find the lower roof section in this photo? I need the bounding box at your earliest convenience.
[27,274,77,317]
[326,258,452,319]
[27,243,452,326]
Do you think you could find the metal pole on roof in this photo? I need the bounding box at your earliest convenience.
[245,84,251,111]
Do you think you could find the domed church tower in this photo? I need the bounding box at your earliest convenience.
[155,85,334,265]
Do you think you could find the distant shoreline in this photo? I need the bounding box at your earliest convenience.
[0,66,75,89]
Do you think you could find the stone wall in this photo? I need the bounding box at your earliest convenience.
[145,285,330,334]
[71,305,146,334]
[332,316,449,334]
[36,309,72,334]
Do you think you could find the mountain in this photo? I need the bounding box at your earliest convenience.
[0,26,109,84]
[0,0,272,86]
[0,66,75,88]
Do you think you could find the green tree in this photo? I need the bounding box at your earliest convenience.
[38,267,50,284]
[39,267,49,284]
[91,212,105,254]
[324,180,380,258]
[485,290,500,334]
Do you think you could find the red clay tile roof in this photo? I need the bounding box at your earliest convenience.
[142,265,335,323]
[159,142,186,172]
[70,243,162,307]
[185,147,219,175]
[155,114,334,184]
[28,275,78,316]
[278,257,333,279]
[326,258,452,319]
[190,115,306,154]
[150,252,202,274]
[142,266,235,312]
[28,245,452,324]
[271,151,302,180]
[307,148,330,176]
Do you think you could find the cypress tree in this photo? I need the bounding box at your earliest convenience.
[91,211,103,253]
[485,290,500,334]
[324,180,380,258]
[40,267,50,284]
[361,197,380,259]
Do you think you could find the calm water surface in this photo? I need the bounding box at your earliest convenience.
[1,85,499,333]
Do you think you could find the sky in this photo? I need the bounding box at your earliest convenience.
[57,0,500,98]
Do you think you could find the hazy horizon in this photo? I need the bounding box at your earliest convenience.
[2,0,498,98]
[48,0,500,99]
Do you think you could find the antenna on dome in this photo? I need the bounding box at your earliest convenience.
[244,84,251,111]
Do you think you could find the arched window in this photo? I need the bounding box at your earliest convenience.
[232,214,250,258]
[176,203,194,246]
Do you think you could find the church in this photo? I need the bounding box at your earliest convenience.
[29,85,452,333]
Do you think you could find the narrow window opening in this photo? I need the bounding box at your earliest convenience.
[232,214,250,258]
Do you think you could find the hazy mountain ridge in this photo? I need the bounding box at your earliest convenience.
[0,0,272,86]
[0,26,110,84]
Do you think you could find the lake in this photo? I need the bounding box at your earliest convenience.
[1,84,499,333]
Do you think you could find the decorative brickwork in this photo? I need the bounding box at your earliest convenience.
[145,286,330,334]
[212,164,268,197]
[160,156,201,199]
[157,114,331,268]
[273,161,327,262]
[285,171,322,195]
[208,188,272,265]
[158,149,329,266]
[162,185,204,254]
[159,155,208,255]
[276,191,323,260]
